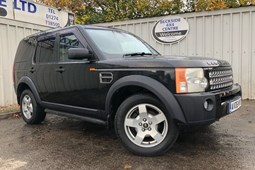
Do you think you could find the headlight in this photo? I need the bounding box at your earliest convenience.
[175,68,208,93]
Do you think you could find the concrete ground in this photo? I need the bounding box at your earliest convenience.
[0,100,254,170]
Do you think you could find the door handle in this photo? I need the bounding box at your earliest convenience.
[56,67,65,73]
[30,67,35,73]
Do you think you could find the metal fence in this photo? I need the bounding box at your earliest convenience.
[0,18,50,106]
[98,6,255,99]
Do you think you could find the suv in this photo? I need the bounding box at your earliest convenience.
[14,25,241,156]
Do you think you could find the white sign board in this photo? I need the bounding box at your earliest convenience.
[0,0,74,27]
[152,16,189,44]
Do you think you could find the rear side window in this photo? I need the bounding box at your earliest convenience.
[15,37,37,63]
[59,33,84,62]
[35,37,56,63]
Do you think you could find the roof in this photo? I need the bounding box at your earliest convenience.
[24,24,126,40]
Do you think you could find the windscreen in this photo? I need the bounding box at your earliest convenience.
[85,29,159,59]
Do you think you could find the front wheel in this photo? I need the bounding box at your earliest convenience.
[115,94,179,156]
[20,90,46,124]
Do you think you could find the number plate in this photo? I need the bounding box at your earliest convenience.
[228,97,241,113]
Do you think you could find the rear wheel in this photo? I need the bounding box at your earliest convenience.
[115,94,179,156]
[20,90,46,124]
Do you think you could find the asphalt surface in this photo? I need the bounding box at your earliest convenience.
[0,100,254,170]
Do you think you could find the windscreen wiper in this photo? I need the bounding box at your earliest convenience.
[123,52,153,58]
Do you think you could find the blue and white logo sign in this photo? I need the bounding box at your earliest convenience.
[152,16,189,44]
[0,0,74,27]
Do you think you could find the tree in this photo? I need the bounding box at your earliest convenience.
[171,0,184,14]
[186,0,195,12]
[195,0,208,11]
[35,0,83,11]
[34,0,255,24]
[225,0,240,7]
[207,0,228,10]
[75,0,183,24]
[239,0,252,6]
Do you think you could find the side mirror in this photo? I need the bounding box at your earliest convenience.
[68,48,93,60]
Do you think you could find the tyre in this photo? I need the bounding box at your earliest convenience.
[115,94,179,156]
[20,89,46,124]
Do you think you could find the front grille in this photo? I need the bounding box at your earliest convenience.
[208,67,233,91]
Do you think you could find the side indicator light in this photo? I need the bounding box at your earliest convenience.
[89,67,96,71]
[175,68,188,93]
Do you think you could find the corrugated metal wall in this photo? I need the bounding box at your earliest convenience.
[98,6,255,99]
[0,18,50,106]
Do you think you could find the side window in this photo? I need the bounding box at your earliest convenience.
[35,37,56,63]
[59,33,84,62]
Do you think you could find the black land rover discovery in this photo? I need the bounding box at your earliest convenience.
[13,25,242,156]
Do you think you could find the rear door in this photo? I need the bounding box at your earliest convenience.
[32,33,59,102]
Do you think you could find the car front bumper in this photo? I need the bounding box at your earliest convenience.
[174,84,242,125]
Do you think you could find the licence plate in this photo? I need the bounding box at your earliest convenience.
[228,97,241,113]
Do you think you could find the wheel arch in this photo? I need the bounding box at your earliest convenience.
[16,76,41,105]
[106,75,186,124]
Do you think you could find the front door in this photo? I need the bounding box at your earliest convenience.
[53,28,100,112]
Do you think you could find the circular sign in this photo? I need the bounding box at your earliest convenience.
[0,7,7,17]
[152,16,189,44]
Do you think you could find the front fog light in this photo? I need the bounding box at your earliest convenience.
[204,99,214,111]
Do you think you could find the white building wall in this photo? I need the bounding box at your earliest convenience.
[0,17,50,106]
[98,6,255,99]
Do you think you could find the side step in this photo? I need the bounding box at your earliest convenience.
[45,109,107,126]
